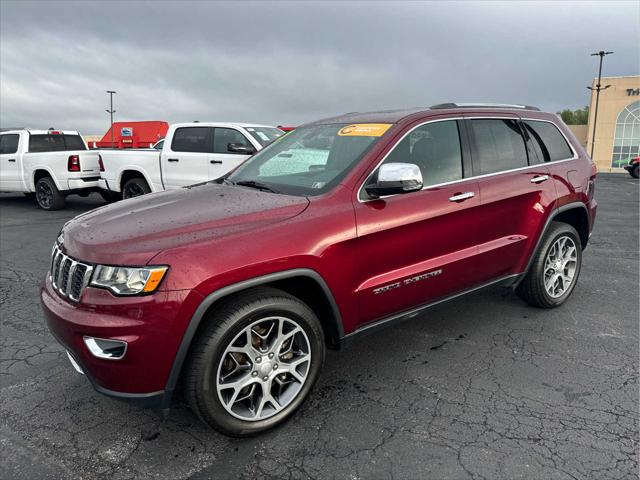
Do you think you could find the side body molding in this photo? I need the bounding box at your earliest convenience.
[161,268,343,408]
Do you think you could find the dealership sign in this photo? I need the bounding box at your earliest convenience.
[627,88,640,96]
[121,127,133,136]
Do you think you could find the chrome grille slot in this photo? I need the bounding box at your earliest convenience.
[50,245,93,302]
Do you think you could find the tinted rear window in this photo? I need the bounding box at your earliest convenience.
[523,120,574,163]
[28,134,86,153]
[469,119,528,174]
[171,127,213,153]
[0,134,19,154]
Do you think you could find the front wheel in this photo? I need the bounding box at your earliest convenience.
[516,222,582,308]
[184,288,325,437]
[35,176,65,210]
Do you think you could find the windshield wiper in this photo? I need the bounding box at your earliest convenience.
[234,180,280,194]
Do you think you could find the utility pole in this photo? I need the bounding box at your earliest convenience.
[106,90,116,148]
[587,51,613,159]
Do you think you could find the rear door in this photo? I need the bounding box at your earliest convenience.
[162,126,213,188]
[0,133,23,191]
[209,128,255,179]
[464,115,557,281]
[354,119,487,324]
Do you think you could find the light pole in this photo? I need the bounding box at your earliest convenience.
[587,51,613,159]
[106,90,116,148]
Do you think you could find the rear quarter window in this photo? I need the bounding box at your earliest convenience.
[63,135,87,151]
[523,120,574,163]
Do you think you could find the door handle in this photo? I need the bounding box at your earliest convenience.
[530,175,550,184]
[8,158,16,162]
[167,158,179,162]
[210,160,223,164]
[449,191,475,202]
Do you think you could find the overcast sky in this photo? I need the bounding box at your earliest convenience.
[1,0,639,134]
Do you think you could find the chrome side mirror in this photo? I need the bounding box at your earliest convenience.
[365,163,423,198]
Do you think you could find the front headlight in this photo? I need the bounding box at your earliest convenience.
[90,265,168,295]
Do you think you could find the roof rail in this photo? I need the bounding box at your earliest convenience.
[430,102,540,111]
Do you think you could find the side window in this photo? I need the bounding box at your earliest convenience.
[0,134,19,154]
[523,120,574,163]
[469,119,528,174]
[171,127,213,153]
[377,120,463,187]
[213,128,251,154]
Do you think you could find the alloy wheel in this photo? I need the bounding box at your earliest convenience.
[36,181,53,208]
[216,316,311,421]
[124,183,145,198]
[543,235,578,298]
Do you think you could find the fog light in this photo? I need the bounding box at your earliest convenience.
[83,336,127,360]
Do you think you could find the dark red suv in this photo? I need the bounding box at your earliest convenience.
[42,103,597,436]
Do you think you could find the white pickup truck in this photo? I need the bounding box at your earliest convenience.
[98,122,284,199]
[0,129,102,210]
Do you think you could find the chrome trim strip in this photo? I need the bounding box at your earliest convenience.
[49,244,92,303]
[357,116,580,203]
[83,336,128,361]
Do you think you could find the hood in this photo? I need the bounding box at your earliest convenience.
[61,183,309,265]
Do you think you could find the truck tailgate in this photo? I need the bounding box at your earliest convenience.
[78,151,101,176]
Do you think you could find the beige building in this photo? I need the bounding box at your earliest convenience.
[586,75,639,172]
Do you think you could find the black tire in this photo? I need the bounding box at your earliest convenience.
[631,165,639,179]
[184,287,325,437]
[516,222,582,308]
[99,190,119,203]
[122,177,151,199]
[35,176,65,210]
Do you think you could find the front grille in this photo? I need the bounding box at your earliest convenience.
[50,245,93,302]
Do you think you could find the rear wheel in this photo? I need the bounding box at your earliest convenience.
[631,165,639,179]
[184,288,325,437]
[516,222,582,308]
[35,176,65,210]
[122,177,150,199]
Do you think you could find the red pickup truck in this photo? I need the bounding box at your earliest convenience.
[42,103,597,436]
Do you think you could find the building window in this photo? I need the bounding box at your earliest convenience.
[611,100,640,168]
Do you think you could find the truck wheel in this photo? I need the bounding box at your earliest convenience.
[35,177,65,210]
[516,222,582,308]
[122,178,151,199]
[184,287,325,437]
[631,165,639,179]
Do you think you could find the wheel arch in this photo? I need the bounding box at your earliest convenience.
[119,169,151,192]
[32,168,62,191]
[161,268,344,408]
[518,202,590,286]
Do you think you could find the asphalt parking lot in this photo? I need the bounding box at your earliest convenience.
[0,173,638,480]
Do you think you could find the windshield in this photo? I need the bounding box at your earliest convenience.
[227,123,390,196]
[245,127,285,146]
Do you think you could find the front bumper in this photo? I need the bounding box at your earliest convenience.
[41,275,203,408]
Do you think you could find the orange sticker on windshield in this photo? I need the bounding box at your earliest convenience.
[338,124,392,137]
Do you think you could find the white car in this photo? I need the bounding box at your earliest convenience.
[0,129,101,210]
[98,123,283,199]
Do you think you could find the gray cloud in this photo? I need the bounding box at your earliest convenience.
[1,0,638,134]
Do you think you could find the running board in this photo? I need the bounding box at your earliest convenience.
[342,273,523,343]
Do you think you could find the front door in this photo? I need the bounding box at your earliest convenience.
[209,128,255,179]
[161,126,213,188]
[354,119,486,325]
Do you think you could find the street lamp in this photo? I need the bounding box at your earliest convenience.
[106,90,116,148]
[587,51,613,159]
